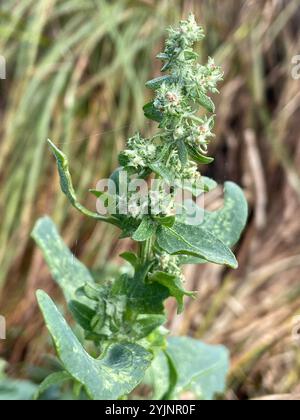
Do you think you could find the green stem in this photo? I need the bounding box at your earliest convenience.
[139,237,153,264]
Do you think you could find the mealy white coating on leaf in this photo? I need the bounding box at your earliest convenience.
[157,222,238,269]
[166,337,229,400]
[32,217,93,303]
[201,181,248,247]
[36,291,152,400]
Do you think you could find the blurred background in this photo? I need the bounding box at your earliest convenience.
[0,0,300,400]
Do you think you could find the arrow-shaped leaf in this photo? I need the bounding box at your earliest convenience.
[32,217,94,303]
[36,291,152,400]
[201,181,248,247]
[165,337,229,400]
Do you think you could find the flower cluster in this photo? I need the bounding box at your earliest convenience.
[119,14,223,219]
[185,116,215,153]
[193,58,223,94]
[153,83,185,115]
[164,14,204,59]
[127,187,176,220]
[121,133,158,170]
[167,150,200,184]
[155,15,223,150]
[157,253,184,281]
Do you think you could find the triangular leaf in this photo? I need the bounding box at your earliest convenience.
[132,217,157,242]
[131,315,166,340]
[201,181,248,247]
[150,271,195,313]
[156,222,238,269]
[144,351,171,400]
[165,337,229,400]
[36,291,152,400]
[196,90,215,113]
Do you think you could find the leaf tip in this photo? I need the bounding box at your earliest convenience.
[230,259,239,270]
[46,138,55,150]
[36,289,47,303]
[47,139,65,161]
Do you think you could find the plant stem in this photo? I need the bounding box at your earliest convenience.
[140,237,153,264]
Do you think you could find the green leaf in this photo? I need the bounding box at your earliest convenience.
[178,182,248,265]
[74,262,167,342]
[177,255,206,265]
[156,52,169,61]
[113,266,169,315]
[187,145,214,164]
[165,337,229,400]
[144,351,171,400]
[34,371,71,400]
[36,291,152,400]
[143,102,163,123]
[156,222,238,269]
[75,264,167,342]
[118,216,140,239]
[184,50,199,60]
[109,166,135,195]
[68,301,96,332]
[131,315,166,340]
[120,252,139,268]
[47,140,115,224]
[146,75,171,90]
[149,163,173,183]
[132,217,157,242]
[150,271,195,313]
[0,379,37,401]
[118,153,130,168]
[176,140,188,165]
[201,177,218,192]
[154,215,176,228]
[196,90,215,113]
[76,283,102,302]
[177,177,217,198]
[201,182,248,248]
[32,217,94,303]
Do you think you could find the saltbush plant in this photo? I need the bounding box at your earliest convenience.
[32,15,248,400]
